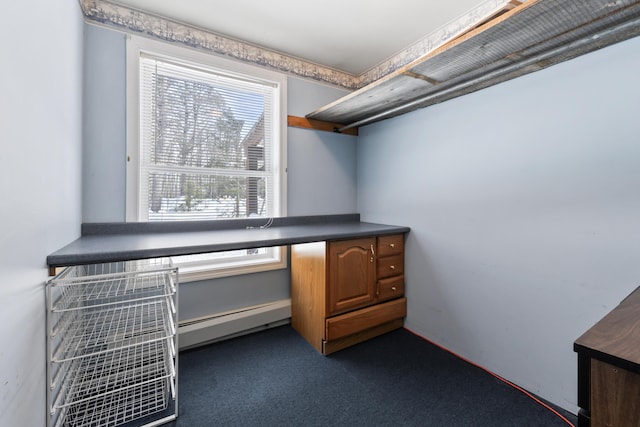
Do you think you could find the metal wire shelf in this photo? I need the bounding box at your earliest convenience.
[51,339,175,412]
[46,259,178,427]
[54,376,171,427]
[53,258,175,280]
[51,299,175,363]
[48,260,176,313]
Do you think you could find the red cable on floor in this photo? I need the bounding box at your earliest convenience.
[404,327,575,427]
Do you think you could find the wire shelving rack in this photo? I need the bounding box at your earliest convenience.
[46,258,178,427]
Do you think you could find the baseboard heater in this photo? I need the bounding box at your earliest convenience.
[178,299,292,350]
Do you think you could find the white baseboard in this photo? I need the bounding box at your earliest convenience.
[178,299,292,350]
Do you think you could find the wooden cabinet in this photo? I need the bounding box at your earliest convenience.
[574,286,640,427]
[291,234,407,355]
[327,237,376,316]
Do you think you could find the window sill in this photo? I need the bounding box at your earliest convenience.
[176,247,287,283]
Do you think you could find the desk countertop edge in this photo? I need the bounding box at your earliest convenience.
[47,215,410,268]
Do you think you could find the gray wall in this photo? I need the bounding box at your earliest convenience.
[82,24,357,320]
[0,1,84,425]
[357,36,640,412]
[287,77,358,217]
[83,25,126,222]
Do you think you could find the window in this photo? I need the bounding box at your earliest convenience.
[126,36,287,281]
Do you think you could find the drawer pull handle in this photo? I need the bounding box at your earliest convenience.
[390,243,395,248]
[391,286,397,292]
[390,265,395,270]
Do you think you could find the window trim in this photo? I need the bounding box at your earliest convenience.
[126,35,288,282]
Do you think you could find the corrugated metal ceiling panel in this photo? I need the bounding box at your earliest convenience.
[307,0,640,131]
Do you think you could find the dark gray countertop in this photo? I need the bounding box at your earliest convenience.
[47,214,410,267]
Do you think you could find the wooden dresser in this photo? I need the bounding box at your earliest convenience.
[291,234,407,355]
[574,286,640,427]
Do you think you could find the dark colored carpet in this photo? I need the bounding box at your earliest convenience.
[166,325,576,426]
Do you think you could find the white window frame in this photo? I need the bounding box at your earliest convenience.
[126,35,288,282]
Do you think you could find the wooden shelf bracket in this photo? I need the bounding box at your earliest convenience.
[287,115,358,136]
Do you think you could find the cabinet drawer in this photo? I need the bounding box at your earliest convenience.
[325,297,407,341]
[378,234,404,257]
[377,254,404,279]
[377,275,404,301]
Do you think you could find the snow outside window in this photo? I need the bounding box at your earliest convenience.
[126,37,287,281]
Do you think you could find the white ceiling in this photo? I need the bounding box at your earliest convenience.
[111,0,490,75]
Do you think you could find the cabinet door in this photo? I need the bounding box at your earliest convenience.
[591,358,640,427]
[327,237,376,316]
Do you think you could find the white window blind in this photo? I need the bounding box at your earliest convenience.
[139,54,280,221]
[128,40,287,281]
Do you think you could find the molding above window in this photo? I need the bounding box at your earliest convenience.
[80,0,511,90]
[82,0,357,90]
